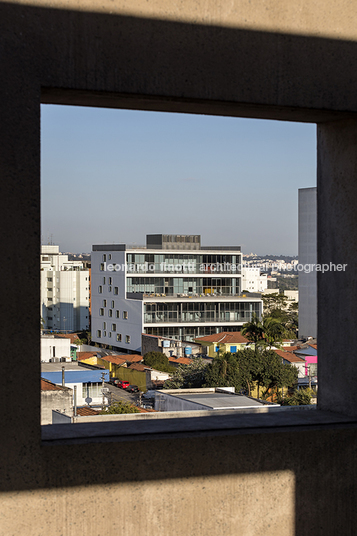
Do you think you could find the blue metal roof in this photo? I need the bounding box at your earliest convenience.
[41,369,109,384]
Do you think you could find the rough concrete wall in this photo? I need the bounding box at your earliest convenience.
[2,1,357,535]
[41,390,73,425]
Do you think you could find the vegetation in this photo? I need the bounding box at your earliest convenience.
[163,357,208,389]
[100,401,140,414]
[143,351,176,373]
[279,388,314,406]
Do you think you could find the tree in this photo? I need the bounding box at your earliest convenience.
[241,313,264,345]
[258,350,298,400]
[143,351,176,373]
[280,387,313,406]
[163,357,208,389]
[100,401,140,414]
[204,352,244,392]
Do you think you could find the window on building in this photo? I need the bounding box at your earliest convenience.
[116,334,122,342]
[125,335,130,344]
[103,277,106,284]
[103,299,107,307]
[230,346,237,353]
[102,254,106,262]
[47,277,52,282]
[111,323,116,331]
[100,263,105,271]
[123,311,128,319]
[111,300,114,308]
[108,310,113,317]
[114,287,118,295]
[103,330,107,337]
[99,308,104,316]
[108,286,112,292]
[109,277,112,285]
[108,254,112,260]
[98,285,103,293]
[82,382,102,399]
[108,332,112,338]
[116,310,120,318]
[103,322,106,329]
[97,330,101,338]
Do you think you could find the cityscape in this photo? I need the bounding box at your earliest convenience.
[41,190,317,423]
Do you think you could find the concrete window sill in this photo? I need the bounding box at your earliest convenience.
[41,406,357,446]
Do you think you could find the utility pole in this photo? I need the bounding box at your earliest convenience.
[101,372,105,411]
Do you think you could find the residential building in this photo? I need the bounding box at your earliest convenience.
[195,331,250,358]
[41,378,73,425]
[41,362,109,407]
[142,333,202,358]
[241,266,268,292]
[41,245,90,332]
[298,187,317,338]
[41,334,72,362]
[91,234,263,352]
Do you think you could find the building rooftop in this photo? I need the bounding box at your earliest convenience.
[195,332,249,344]
[41,378,66,391]
[162,389,276,410]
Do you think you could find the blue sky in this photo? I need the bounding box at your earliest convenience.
[41,105,316,255]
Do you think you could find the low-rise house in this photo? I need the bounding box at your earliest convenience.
[41,362,109,407]
[41,378,73,425]
[142,333,202,358]
[195,331,250,357]
[273,349,306,378]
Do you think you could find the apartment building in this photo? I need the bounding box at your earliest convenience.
[91,235,263,352]
[41,245,90,332]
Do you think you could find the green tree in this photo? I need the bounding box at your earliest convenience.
[204,352,243,392]
[258,350,298,400]
[163,357,208,389]
[280,387,313,406]
[241,313,264,345]
[143,351,176,373]
[100,401,140,414]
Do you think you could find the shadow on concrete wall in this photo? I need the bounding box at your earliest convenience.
[2,2,357,533]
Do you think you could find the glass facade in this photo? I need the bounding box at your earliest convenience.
[143,301,260,324]
[127,277,241,296]
[126,253,241,274]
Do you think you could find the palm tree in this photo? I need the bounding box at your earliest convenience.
[241,313,264,346]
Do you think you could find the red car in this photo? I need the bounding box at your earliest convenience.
[115,380,130,389]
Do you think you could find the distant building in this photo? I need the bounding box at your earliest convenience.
[298,188,317,338]
[41,245,90,332]
[91,234,263,352]
[41,378,73,425]
[241,266,268,292]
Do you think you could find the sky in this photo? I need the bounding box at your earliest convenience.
[41,105,316,256]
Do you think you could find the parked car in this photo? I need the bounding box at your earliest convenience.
[109,377,119,385]
[116,380,130,389]
[127,384,139,393]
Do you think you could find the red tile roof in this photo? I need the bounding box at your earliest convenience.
[128,363,151,372]
[76,351,97,361]
[273,350,305,363]
[281,346,302,353]
[41,378,64,391]
[126,355,144,363]
[195,332,249,344]
[101,355,128,366]
[76,407,101,416]
[169,357,192,365]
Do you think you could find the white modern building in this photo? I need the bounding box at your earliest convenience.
[41,245,90,332]
[298,188,317,339]
[91,234,263,352]
[241,266,268,292]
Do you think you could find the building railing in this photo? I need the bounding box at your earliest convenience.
[143,313,255,324]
